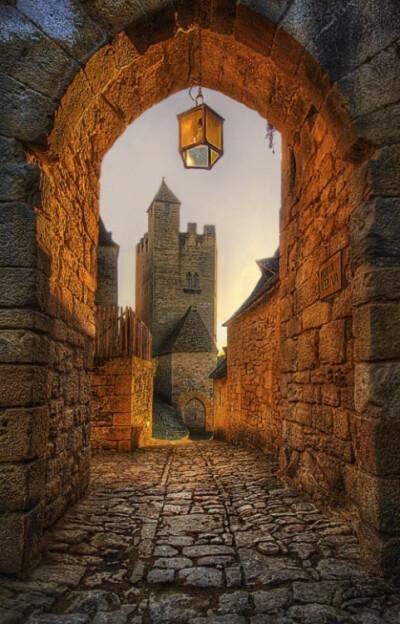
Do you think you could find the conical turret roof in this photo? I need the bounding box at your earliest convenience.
[157,306,217,355]
[152,177,181,204]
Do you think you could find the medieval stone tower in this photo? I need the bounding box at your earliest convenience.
[136,179,217,431]
[96,218,119,307]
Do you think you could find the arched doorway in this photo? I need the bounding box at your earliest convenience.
[183,398,206,433]
[0,1,399,576]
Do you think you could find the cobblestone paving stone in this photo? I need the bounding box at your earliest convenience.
[1,442,399,624]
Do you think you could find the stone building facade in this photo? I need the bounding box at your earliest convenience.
[95,218,119,307]
[136,180,217,430]
[212,255,280,453]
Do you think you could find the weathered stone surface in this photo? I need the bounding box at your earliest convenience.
[0,165,40,205]
[0,73,55,142]
[239,549,309,585]
[0,406,49,462]
[252,587,291,612]
[354,361,400,419]
[351,198,400,268]
[177,566,224,587]
[0,204,38,268]
[148,591,209,624]
[0,268,48,310]
[0,364,48,407]
[353,303,400,362]
[16,0,107,63]
[0,458,45,512]
[0,6,81,100]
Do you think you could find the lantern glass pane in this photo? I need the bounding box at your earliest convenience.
[206,108,222,150]
[210,149,220,166]
[180,108,205,149]
[184,146,209,168]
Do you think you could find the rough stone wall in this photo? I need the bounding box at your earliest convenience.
[223,286,281,454]
[278,129,356,508]
[90,356,153,451]
[1,0,399,576]
[154,351,216,413]
[213,377,228,438]
[171,352,216,408]
[96,246,119,306]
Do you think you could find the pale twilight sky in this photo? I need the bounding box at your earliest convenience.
[100,88,281,349]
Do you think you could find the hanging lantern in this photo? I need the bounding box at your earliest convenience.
[177,87,224,170]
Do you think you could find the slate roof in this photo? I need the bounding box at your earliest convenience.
[224,251,280,325]
[209,356,227,380]
[158,306,218,355]
[98,218,119,247]
[152,177,181,205]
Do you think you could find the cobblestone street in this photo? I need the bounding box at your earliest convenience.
[1,442,399,624]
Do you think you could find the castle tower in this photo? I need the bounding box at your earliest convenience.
[136,178,217,355]
[136,179,217,430]
[96,217,119,306]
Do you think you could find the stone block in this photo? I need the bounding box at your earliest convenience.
[83,0,146,34]
[0,165,40,205]
[113,413,131,426]
[0,6,80,100]
[0,267,49,310]
[321,384,340,407]
[0,505,43,574]
[352,265,400,306]
[0,309,49,332]
[0,136,26,166]
[332,411,350,444]
[353,304,400,362]
[304,0,400,81]
[302,301,331,330]
[296,331,318,370]
[312,404,333,434]
[0,406,49,462]
[319,319,346,364]
[234,5,275,57]
[0,203,38,268]
[351,198,400,267]
[0,73,56,143]
[0,330,50,364]
[338,43,400,119]
[0,364,48,407]
[344,464,400,533]
[281,420,307,452]
[354,361,400,419]
[0,457,45,512]
[369,145,400,196]
[351,415,400,477]
[17,0,107,64]
[353,101,400,148]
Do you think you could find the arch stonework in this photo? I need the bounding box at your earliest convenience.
[0,1,399,576]
[178,391,214,432]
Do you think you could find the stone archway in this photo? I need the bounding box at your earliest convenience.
[0,1,399,576]
[178,391,214,433]
[184,399,206,433]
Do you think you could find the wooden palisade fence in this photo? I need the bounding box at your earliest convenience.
[95,306,152,361]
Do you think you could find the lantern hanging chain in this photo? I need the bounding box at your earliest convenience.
[189,86,204,107]
[266,120,276,154]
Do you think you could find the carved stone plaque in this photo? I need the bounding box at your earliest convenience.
[319,251,342,298]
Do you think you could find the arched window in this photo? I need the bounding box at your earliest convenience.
[193,273,199,289]
[186,272,192,289]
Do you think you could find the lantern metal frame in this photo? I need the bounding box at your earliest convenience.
[177,87,225,170]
